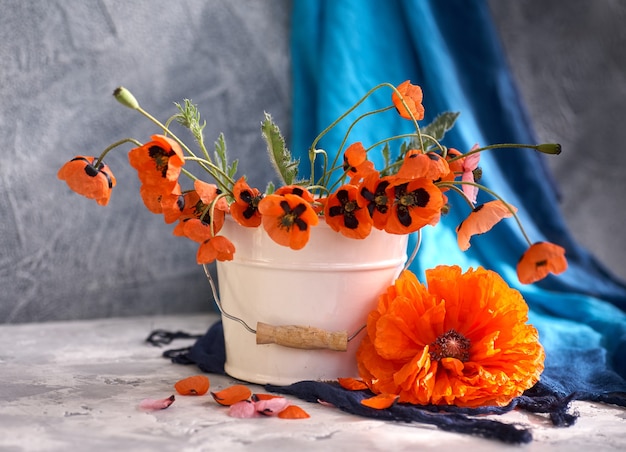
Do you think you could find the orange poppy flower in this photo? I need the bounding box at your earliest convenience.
[342,142,377,183]
[384,177,444,234]
[397,150,450,181]
[356,266,545,408]
[258,193,319,250]
[357,174,392,230]
[324,185,373,239]
[57,156,116,206]
[128,134,185,189]
[194,179,229,212]
[392,80,425,121]
[158,186,190,223]
[196,235,235,264]
[456,200,516,251]
[230,177,263,227]
[517,241,567,284]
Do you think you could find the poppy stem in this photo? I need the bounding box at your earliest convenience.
[446,143,560,165]
[323,105,395,187]
[183,156,235,196]
[93,137,143,168]
[308,83,392,186]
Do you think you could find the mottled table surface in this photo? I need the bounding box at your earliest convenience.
[1,314,625,451]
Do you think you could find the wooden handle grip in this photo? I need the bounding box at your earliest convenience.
[255,322,348,351]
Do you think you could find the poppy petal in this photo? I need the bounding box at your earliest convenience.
[456,200,517,251]
[174,375,210,395]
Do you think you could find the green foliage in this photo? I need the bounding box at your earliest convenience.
[261,113,299,186]
[213,133,238,192]
[175,99,206,145]
[418,111,460,149]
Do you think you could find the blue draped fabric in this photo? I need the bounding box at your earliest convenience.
[290,0,626,389]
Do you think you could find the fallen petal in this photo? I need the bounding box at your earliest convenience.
[228,400,259,418]
[337,377,369,391]
[211,385,252,406]
[139,395,175,410]
[174,375,210,396]
[255,397,290,416]
[361,393,399,410]
[278,405,310,419]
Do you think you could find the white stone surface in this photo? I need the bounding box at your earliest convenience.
[1,314,625,451]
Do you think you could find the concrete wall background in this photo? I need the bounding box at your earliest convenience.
[488,0,626,283]
[1,0,624,324]
[0,0,291,323]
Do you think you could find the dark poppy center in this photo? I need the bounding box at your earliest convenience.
[240,189,262,219]
[429,329,471,362]
[279,200,308,231]
[148,145,174,177]
[328,189,360,229]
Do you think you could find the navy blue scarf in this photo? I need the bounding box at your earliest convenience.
[150,321,625,444]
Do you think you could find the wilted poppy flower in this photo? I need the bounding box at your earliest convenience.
[342,142,377,183]
[397,150,450,181]
[174,212,226,243]
[128,134,184,190]
[57,156,116,206]
[230,177,263,227]
[258,193,319,250]
[517,241,567,284]
[384,177,444,234]
[324,185,372,239]
[456,200,517,251]
[196,235,235,264]
[392,80,425,121]
[356,266,545,407]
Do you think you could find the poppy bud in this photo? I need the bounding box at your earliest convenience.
[536,143,561,155]
[113,86,139,110]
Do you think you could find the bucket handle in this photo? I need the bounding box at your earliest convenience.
[256,322,348,351]
[202,230,420,352]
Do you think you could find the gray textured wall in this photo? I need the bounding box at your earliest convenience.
[1,0,291,323]
[2,1,624,324]
[489,0,626,282]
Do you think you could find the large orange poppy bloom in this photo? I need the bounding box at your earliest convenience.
[456,200,517,251]
[258,193,319,250]
[356,266,545,408]
[324,185,372,239]
[392,80,425,121]
[384,177,444,234]
[517,241,567,284]
[57,156,116,206]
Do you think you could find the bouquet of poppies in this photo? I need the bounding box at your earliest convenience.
[58,81,565,283]
[58,81,568,407]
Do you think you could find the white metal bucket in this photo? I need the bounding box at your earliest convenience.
[215,217,408,385]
